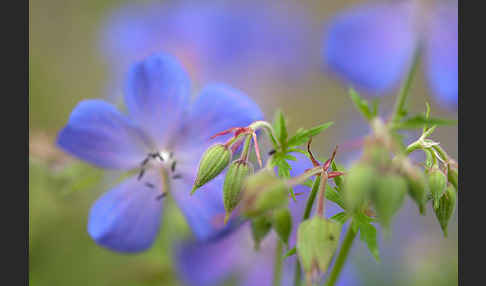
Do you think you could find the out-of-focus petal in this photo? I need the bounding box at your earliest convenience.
[87,170,164,253]
[57,99,150,169]
[124,53,191,147]
[323,2,417,94]
[174,224,251,286]
[171,170,230,241]
[424,3,458,108]
[180,84,263,150]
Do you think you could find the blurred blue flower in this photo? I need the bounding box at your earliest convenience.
[100,0,314,98]
[174,153,360,286]
[57,53,263,253]
[323,0,458,108]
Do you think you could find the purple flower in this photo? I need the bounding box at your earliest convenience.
[56,53,263,253]
[323,1,458,108]
[100,0,313,97]
[174,153,360,286]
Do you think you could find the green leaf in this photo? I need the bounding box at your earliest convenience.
[330,212,348,224]
[287,122,334,147]
[393,115,457,130]
[284,246,296,258]
[331,161,344,191]
[325,185,345,209]
[349,88,374,121]
[358,221,380,262]
[273,110,288,147]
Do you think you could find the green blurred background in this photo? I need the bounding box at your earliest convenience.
[29,0,457,285]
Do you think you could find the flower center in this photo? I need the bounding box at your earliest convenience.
[137,150,183,200]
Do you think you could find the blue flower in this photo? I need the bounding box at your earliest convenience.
[57,53,263,253]
[100,0,313,95]
[323,1,458,108]
[174,153,360,286]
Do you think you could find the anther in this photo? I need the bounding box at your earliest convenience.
[156,193,167,200]
[137,168,146,181]
[171,161,177,172]
[172,174,182,180]
[145,182,155,188]
[268,149,276,156]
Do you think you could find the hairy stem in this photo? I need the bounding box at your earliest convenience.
[240,135,252,161]
[325,222,358,286]
[316,173,329,217]
[293,176,322,286]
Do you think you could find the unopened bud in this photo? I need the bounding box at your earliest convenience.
[251,215,272,250]
[192,144,232,194]
[434,184,456,237]
[406,171,429,215]
[297,217,340,282]
[343,163,377,213]
[428,167,447,210]
[241,170,289,218]
[273,208,292,246]
[448,165,458,191]
[372,174,407,229]
[223,160,254,216]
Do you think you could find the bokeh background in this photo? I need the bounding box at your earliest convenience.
[29,0,458,285]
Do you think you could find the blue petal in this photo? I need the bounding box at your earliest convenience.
[425,4,458,108]
[57,100,150,169]
[88,170,164,253]
[323,2,417,94]
[181,84,264,148]
[171,173,230,241]
[124,53,191,147]
[174,225,250,286]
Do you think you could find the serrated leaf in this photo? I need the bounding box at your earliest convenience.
[287,122,334,147]
[330,212,348,224]
[274,110,288,147]
[393,115,457,130]
[358,222,380,262]
[284,154,297,161]
[331,161,344,191]
[325,185,345,209]
[349,88,374,121]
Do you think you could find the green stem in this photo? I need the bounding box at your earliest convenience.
[293,176,322,286]
[390,49,421,124]
[240,135,252,161]
[250,120,279,149]
[273,239,284,286]
[325,222,358,286]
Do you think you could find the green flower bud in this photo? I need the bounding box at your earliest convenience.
[448,165,458,191]
[251,215,272,251]
[343,163,377,212]
[241,170,289,218]
[192,144,232,194]
[406,171,429,215]
[273,208,292,246]
[372,174,407,229]
[297,217,340,281]
[428,167,447,210]
[392,156,428,215]
[223,159,254,216]
[434,184,456,237]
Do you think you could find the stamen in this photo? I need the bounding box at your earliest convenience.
[156,193,167,200]
[172,174,182,180]
[137,168,146,181]
[171,161,177,172]
[268,149,276,155]
[145,182,155,188]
